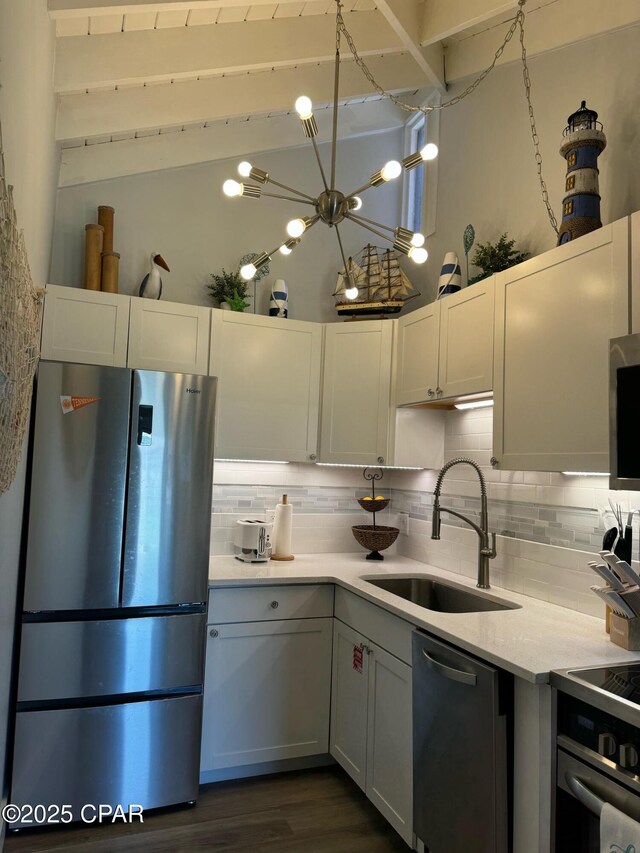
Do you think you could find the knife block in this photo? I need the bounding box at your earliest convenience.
[610,614,640,651]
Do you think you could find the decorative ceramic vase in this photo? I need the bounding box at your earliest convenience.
[220,301,231,310]
[437,252,462,298]
[269,279,288,318]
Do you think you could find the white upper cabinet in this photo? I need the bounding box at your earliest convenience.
[396,279,495,405]
[396,301,440,405]
[320,320,393,465]
[493,217,630,472]
[41,284,130,367]
[127,298,211,375]
[437,277,495,399]
[632,211,640,333]
[210,311,322,463]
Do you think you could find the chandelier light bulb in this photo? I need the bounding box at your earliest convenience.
[223,179,243,197]
[286,218,306,238]
[420,143,439,161]
[238,161,252,178]
[351,196,363,211]
[279,243,293,255]
[408,246,428,264]
[381,160,402,182]
[411,232,425,248]
[294,96,313,120]
[345,286,359,300]
[240,263,257,280]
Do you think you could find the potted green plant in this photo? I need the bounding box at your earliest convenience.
[469,233,528,284]
[207,269,251,311]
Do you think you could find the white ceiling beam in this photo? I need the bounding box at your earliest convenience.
[421,0,517,46]
[444,0,640,82]
[374,0,446,93]
[55,11,402,93]
[49,0,316,16]
[59,99,405,186]
[57,53,423,140]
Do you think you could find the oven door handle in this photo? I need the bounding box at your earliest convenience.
[565,771,605,817]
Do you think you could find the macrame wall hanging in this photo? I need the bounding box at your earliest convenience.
[0,122,43,496]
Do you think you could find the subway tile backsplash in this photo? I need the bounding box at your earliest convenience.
[211,410,640,618]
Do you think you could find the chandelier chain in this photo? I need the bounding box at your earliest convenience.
[336,0,559,235]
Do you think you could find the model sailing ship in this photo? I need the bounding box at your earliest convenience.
[334,244,420,318]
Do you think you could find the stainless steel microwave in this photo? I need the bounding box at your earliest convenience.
[610,332,640,490]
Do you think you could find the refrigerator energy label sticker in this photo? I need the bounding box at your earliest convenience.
[60,395,101,414]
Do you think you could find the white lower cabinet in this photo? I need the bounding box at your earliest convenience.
[200,616,332,776]
[330,618,413,846]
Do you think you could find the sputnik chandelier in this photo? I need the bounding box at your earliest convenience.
[222,0,437,297]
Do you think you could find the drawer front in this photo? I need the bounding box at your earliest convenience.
[334,587,413,665]
[208,584,334,624]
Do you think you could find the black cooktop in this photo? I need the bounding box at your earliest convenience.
[575,664,640,703]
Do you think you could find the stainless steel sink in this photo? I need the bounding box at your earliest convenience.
[361,575,520,613]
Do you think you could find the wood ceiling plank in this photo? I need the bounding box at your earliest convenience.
[155,9,189,26]
[122,11,157,28]
[245,4,278,20]
[273,3,305,16]
[54,11,400,91]
[216,5,249,22]
[186,8,219,24]
[88,13,123,31]
[56,52,422,140]
[375,0,446,91]
[56,15,90,34]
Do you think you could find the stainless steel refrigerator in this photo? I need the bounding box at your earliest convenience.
[10,361,216,826]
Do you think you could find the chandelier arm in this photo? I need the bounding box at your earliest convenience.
[330,0,342,190]
[345,183,373,200]
[347,212,395,234]
[262,192,318,205]
[311,137,330,193]
[333,224,352,286]
[267,178,317,203]
[346,213,394,245]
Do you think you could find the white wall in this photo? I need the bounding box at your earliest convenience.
[412,24,640,306]
[0,0,59,844]
[50,130,404,323]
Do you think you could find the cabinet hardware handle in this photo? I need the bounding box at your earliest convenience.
[309,453,317,461]
[377,456,385,464]
[436,387,443,397]
[270,600,279,609]
[490,456,499,468]
[422,649,477,686]
[209,628,219,638]
[427,388,435,398]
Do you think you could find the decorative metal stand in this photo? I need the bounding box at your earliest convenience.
[352,468,398,561]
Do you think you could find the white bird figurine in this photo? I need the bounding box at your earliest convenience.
[139,252,170,299]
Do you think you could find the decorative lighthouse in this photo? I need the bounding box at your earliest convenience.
[557,100,606,245]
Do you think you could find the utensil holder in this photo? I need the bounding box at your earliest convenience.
[610,613,640,651]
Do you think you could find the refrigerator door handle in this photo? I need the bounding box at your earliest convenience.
[137,404,153,446]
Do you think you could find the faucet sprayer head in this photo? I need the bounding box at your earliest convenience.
[431,503,441,540]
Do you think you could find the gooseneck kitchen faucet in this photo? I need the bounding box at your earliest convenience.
[431,457,497,589]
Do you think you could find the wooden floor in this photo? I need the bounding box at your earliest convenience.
[4,767,409,853]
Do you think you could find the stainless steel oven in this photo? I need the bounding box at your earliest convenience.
[552,665,640,852]
[610,332,640,490]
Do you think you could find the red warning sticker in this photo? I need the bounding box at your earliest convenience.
[353,645,363,674]
[60,395,101,414]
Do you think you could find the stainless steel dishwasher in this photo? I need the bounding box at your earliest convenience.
[412,631,513,853]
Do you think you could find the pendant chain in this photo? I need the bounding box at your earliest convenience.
[335,0,559,235]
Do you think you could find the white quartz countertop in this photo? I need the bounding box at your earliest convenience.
[208,552,640,684]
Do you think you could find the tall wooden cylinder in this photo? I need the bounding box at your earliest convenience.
[98,205,115,252]
[101,251,120,293]
[84,224,104,290]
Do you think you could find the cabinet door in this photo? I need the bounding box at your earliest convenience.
[632,211,640,333]
[40,284,129,367]
[320,320,393,465]
[210,311,322,462]
[366,642,413,846]
[200,618,332,772]
[494,218,629,472]
[329,619,369,791]
[438,278,495,399]
[396,301,440,405]
[128,298,210,374]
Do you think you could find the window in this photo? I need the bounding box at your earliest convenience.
[402,93,440,238]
